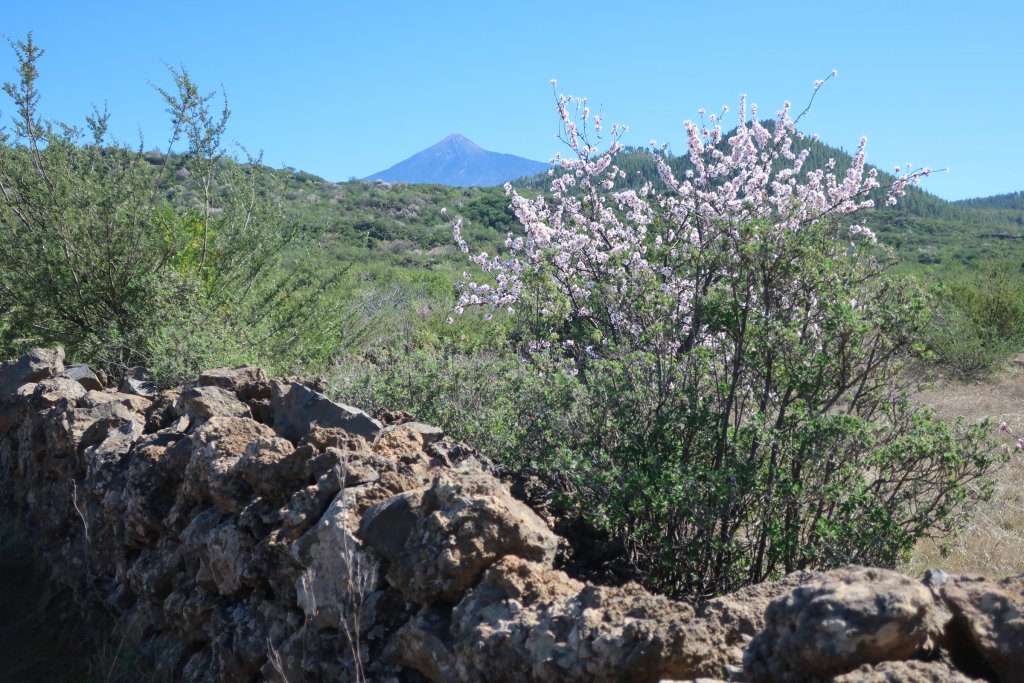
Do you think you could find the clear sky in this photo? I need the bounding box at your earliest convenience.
[2,1,1020,201]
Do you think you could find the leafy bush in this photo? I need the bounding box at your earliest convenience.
[330,348,580,470]
[920,260,1024,379]
[0,35,345,384]
[450,82,1003,597]
[940,260,1024,341]
[923,302,1018,381]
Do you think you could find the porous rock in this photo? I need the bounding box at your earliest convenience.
[178,385,253,423]
[436,556,722,683]
[831,659,983,682]
[939,574,1024,682]
[743,566,948,682]
[195,365,269,399]
[360,470,559,604]
[79,389,152,413]
[181,416,278,513]
[32,376,87,408]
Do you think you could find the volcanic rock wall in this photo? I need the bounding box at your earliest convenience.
[0,349,1021,682]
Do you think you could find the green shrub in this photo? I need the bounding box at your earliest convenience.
[446,88,1004,597]
[0,35,344,384]
[922,260,1024,379]
[330,348,580,470]
[923,301,1018,380]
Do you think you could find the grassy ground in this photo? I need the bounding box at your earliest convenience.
[902,357,1024,578]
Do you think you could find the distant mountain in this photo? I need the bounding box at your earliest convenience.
[365,134,549,187]
[955,191,1024,211]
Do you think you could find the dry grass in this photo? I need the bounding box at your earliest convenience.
[901,357,1024,578]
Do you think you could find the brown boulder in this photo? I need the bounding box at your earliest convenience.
[79,389,152,413]
[438,556,721,683]
[830,660,983,682]
[236,434,306,499]
[32,376,86,408]
[744,567,947,682]
[940,574,1024,682]
[195,365,269,398]
[360,470,559,604]
[177,385,253,423]
[182,417,278,513]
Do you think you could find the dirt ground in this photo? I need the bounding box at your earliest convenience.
[902,357,1024,578]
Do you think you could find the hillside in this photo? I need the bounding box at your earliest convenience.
[147,145,1024,273]
[956,190,1024,211]
[135,131,1024,282]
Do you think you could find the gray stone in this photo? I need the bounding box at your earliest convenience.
[119,366,157,397]
[0,348,64,400]
[273,381,382,443]
[60,363,104,391]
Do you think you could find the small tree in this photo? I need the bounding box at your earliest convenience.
[454,78,1002,597]
[0,35,342,383]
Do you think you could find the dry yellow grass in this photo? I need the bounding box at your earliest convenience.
[900,357,1024,578]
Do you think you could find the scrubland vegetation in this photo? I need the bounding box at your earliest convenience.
[1,35,1022,604]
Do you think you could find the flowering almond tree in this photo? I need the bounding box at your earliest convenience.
[453,78,1000,597]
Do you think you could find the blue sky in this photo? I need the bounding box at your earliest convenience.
[2,1,1020,200]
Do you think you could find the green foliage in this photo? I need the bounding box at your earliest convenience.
[522,224,1003,596]
[0,35,347,385]
[330,347,579,470]
[921,260,1024,379]
[332,223,1006,598]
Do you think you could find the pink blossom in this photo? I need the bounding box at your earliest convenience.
[451,80,932,362]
